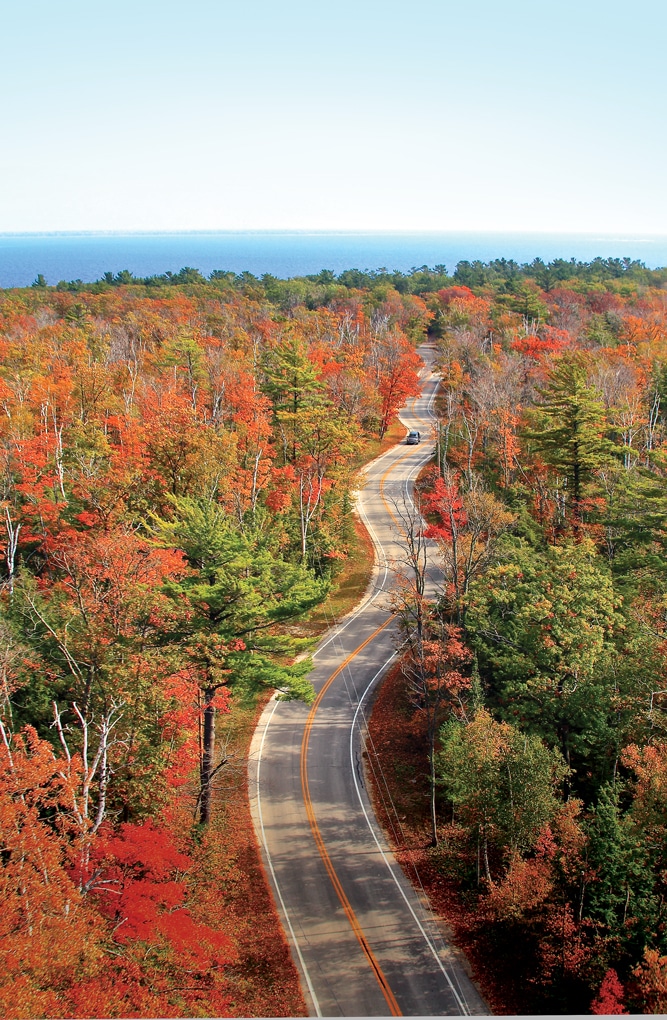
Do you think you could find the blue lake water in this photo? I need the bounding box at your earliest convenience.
[1,231,667,288]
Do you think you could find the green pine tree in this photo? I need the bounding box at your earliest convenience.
[152,497,328,822]
[526,353,617,521]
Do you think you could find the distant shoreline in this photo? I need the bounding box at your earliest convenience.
[2,230,667,288]
[2,229,666,239]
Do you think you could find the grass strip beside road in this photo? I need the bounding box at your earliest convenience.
[206,424,402,1012]
[289,417,408,643]
[292,514,376,641]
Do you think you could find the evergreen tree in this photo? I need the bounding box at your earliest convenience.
[152,497,327,822]
[526,354,617,522]
[261,330,325,420]
[585,784,659,956]
[465,537,621,778]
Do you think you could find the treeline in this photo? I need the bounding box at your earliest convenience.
[34,253,667,302]
[390,270,667,1013]
[0,279,422,1015]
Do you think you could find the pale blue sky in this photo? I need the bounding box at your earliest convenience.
[1,0,665,232]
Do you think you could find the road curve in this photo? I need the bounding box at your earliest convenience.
[248,347,488,1017]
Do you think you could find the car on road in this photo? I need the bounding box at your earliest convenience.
[406,430,421,444]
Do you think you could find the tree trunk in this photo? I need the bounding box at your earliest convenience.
[200,685,216,824]
[476,831,481,886]
[559,720,571,799]
[428,739,438,847]
[4,508,20,596]
[572,438,581,526]
[483,831,492,886]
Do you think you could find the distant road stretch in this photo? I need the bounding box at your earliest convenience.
[249,347,488,1017]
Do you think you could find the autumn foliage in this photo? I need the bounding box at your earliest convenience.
[369,256,667,1013]
[7,256,667,1013]
[0,272,428,1016]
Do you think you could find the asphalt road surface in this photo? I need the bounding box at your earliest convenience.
[249,347,488,1017]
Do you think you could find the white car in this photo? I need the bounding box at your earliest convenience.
[406,430,421,445]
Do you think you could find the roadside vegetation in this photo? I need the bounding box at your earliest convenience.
[0,271,421,1016]
[368,255,667,1014]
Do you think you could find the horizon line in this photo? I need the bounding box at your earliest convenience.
[1,228,667,241]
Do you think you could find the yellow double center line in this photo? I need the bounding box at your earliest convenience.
[299,385,438,1015]
[379,444,422,531]
[300,615,402,1017]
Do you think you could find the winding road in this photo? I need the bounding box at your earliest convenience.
[249,347,488,1017]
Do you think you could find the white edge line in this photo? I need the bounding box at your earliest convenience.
[256,696,323,1017]
[313,461,394,659]
[316,374,438,659]
[253,352,442,1018]
[349,639,471,1015]
[348,373,470,1012]
[312,502,389,658]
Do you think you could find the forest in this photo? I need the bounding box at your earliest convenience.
[3,255,667,1015]
[0,267,423,1017]
[371,257,667,1014]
